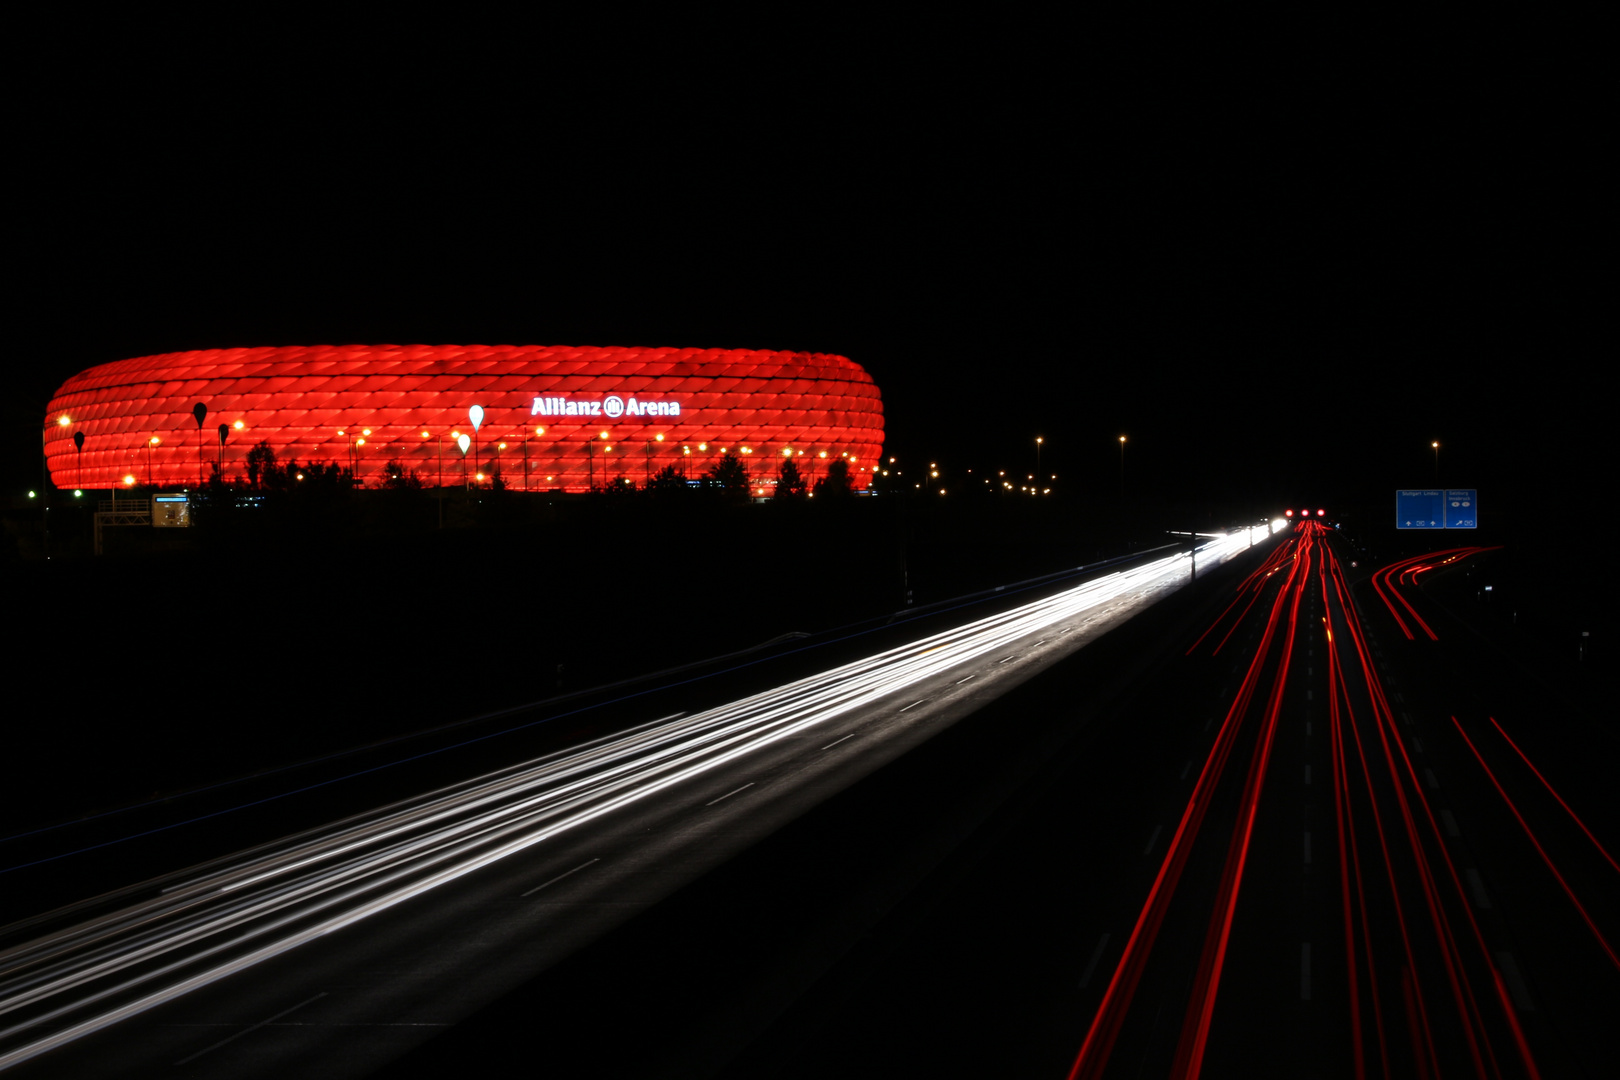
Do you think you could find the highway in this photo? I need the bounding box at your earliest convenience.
[0,524,1274,1078]
[1066,522,1617,1078]
[705,520,1616,1079]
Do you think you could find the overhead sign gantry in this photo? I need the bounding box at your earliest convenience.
[1396,489,1477,529]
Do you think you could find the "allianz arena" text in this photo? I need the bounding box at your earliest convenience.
[530,395,682,419]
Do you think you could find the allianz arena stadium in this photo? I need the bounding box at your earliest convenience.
[43,345,885,493]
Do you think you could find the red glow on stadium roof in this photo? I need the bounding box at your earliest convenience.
[44,345,884,493]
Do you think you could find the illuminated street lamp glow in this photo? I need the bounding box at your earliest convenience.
[468,405,484,431]
[456,434,470,455]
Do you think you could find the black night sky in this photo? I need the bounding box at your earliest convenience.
[6,15,1604,522]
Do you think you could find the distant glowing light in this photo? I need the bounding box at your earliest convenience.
[58,416,71,426]
[456,434,470,454]
[469,405,485,431]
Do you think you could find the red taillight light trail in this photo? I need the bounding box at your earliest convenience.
[1072,522,1543,1079]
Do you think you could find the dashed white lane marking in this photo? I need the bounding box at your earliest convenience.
[1413,738,1425,754]
[1306,721,1312,737]
[1180,760,1194,780]
[1424,767,1440,791]
[997,655,1018,665]
[1401,711,1412,726]
[706,782,755,807]
[955,674,976,685]
[820,732,855,751]
[1496,951,1535,1012]
[174,993,328,1065]
[1304,765,1312,785]
[1304,832,1312,866]
[1078,933,1112,989]
[899,700,927,712]
[1301,943,1312,1000]
[522,857,601,897]
[1306,690,1313,701]
[1143,825,1163,858]
[1395,692,1406,703]
[1466,868,1493,910]
[1441,809,1460,837]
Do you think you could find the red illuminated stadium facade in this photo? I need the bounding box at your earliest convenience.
[44,345,884,494]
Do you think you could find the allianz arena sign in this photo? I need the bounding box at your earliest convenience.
[531,394,682,419]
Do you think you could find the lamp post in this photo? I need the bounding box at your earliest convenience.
[191,402,208,487]
[468,405,484,489]
[146,436,159,489]
[1035,436,1043,479]
[457,432,471,489]
[1432,440,1440,485]
[1118,435,1127,500]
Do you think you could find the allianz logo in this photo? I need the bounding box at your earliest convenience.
[530,395,683,418]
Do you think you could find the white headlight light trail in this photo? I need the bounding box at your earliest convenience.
[0,533,1256,1070]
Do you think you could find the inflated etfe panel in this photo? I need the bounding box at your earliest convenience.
[44,345,884,493]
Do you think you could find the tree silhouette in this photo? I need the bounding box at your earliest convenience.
[245,440,277,489]
[774,457,807,499]
[646,464,688,494]
[704,453,751,497]
[813,457,854,498]
[382,459,424,490]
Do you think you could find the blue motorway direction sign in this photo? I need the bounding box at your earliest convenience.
[1397,489,1477,529]
[1443,489,1477,528]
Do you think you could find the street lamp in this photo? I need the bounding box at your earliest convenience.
[1118,435,1127,500]
[1432,440,1440,485]
[1036,436,1043,478]
[526,426,545,492]
[469,405,485,487]
[146,436,159,488]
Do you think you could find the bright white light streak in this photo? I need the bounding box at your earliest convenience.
[0,532,1260,1069]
